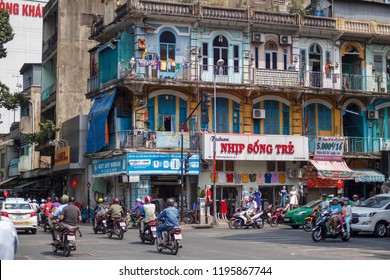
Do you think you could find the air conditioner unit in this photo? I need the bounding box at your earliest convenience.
[367,110,379,120]
[280,35,292,45]
[252,33,265,43]
[252,109,266,119]
[287,168,303,178]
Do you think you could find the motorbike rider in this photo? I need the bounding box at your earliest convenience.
[50,195,70,245]
[156,198,179,245]
[140,196,156,234]
[93,198,109,229]
[342,197,352,238]
[352,194,361,206]
[327,197,342,235]
[320,193,330,210]
[245,196,258,223]
[106,198,124,229]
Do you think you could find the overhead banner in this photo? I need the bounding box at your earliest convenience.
[307,178,343,189]
[313,136,345,161]
[202,133,309,161]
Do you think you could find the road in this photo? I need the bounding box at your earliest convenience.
[14,223,390,260]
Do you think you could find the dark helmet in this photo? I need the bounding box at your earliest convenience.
[113,198,120,204]
[343,197,350,203]
[69,197,75,203]
[167,198,175,207]
[60,195,69,204]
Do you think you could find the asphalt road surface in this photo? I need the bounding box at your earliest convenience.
[14,223,390,260]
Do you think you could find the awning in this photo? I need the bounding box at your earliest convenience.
[352,169,386,183]
[13,178,49,192]
[309,159,354,179]
[0,177,18,186]
[86,88,117,154]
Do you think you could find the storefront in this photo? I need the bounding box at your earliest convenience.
[200,133,309,215]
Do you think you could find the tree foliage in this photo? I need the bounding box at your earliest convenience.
[24,120,61,145]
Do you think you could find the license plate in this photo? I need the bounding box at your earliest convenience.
[13,221,31,225]
[174,233,182,240]
[152,232,157,237]
[284,217,291,222]
[67,235,75,241]
[119,222,126,227]
[151,226,156,231]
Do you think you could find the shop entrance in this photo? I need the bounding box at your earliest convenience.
[259,185,292,209]
[216,185,242,218]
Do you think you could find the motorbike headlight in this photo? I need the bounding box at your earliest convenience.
[294,211,306,216]
[358,212,377,217]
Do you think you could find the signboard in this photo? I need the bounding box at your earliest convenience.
[127,153,200,175]
[54,146,70,166]
[202,133,309,161]
[307,178,343,189]
[92,155,126,177]
[314,136,345,161]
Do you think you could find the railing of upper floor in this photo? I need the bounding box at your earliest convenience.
[308,136,390,154]
[88,60,390,94]
[42,32,57,62]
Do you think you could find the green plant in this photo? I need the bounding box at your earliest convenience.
[158,126,166,131]
[24,120,61,145]
[289,0,307,16]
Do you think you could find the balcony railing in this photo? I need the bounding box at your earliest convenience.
[255,69,299,87]
[308,136,390,154]
[42,32,57,61]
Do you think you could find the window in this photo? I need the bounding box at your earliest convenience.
[202,42,208,71]
[283,49,288,70]
[0,153,5,169]
[159,31,176,72]
[318,104,332,131]
[216,160,235,172]
[255,47,259,69]
[213,35,228,75]
[326,51,331,78]
[267,161,275,172]
[265,41,278,69]
[264,100,280,134]
[233,45,239,73]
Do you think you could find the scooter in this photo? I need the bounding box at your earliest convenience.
[51,225,80,257]
[228,207,247,229]
[156,226,182,255]
[106,216,126,240]
[41,216,51,232]
[234,208,264,229]
[93,215,107,234]
[260,205,277,227]
[311,211,350,242]
[271,205,286,226]
[139,219,157,244]
[302,207,321,232]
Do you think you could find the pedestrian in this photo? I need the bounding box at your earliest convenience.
[0,221,19,260]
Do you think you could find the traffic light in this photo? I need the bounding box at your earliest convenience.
[202,92,211,110]
[184,154,191,173]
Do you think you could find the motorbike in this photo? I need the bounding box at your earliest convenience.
[260,206,277,227]
[51,225,80,257]
[139,219,157,244]
[41,216,51,232]
[228,207,247,229]
[93,215,107,234]
[156,226,182,255]
[106,216,126,240]
[311,211,350,242]
[127,210,141,229]
[182,209,198,224]
[302,207,320,232]
[234,208,264,229]
[271,205,286,226]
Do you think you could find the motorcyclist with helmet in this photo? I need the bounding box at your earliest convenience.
[245,196,258,223]
[320,193,330,210]
[106,198,124,229]
[352,194,361,206]
[93,198,109,229]
[342,197,352,238]
[50,195,70,244]
[140,196,156,234]
[156,198,179,245]
[327,197,342,235]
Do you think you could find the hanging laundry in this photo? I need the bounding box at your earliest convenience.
[234,173,241,184]
[218,172,227,183]
[264,172,272,183]
[160,61,167,71]
[241,173,249,183]
[278,172,286,184]
[226,173,234,183]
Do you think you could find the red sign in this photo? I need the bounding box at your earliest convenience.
[307,178,344,189]
[0,1,44,17]
[71,177,79,189]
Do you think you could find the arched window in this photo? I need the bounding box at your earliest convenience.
[159,31,176,72]
[213,35,228,75]
[309,43,323,87]
[264,100,280,134]
[265,41,278,69]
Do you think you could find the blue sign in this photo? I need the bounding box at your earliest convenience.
[127,153,200,175]
[92,155,126,177]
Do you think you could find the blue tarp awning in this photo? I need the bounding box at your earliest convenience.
[86,88,117,154]
[352,169,386,183]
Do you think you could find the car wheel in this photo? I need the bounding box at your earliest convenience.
[374,222,387,237]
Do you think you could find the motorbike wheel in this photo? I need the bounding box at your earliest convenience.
[107,229,113,239]
[94,227,98,234]
[63,240,71,257]
[171,240,179,255]
[311,228,322,242]
[118,228,124,240]
[256,219,265,229]
[341,233,351,242]
[228,219,235,229]
[52,245,58,253]
[156,240,163,252]
[234,219,243,229]
[302,220,313,232]
[183,214,193,224]
[150,237,155,245]
[270,218,278,227]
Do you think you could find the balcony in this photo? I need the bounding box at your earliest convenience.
[42,32,57,61]
[308,136,390,155]
[255,69,299,87]
[87,75,100,93]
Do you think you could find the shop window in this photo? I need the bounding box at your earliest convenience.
[225,160,235,171]
[277,161,286,172]
[267,161,275,172]
[216,160,235,172]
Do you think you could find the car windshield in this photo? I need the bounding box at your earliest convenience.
[301,200,321,208]
[359,196,390,208]
[5,203,32,210]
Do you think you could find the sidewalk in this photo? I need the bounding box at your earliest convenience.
[180,219,230,230]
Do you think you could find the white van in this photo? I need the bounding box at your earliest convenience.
[351,194,390,237]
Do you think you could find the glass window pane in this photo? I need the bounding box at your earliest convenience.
[168,45,175,61]
[225,160,235,171]
[160,44,167,60]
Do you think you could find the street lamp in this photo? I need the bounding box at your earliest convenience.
[212,58,224,225]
